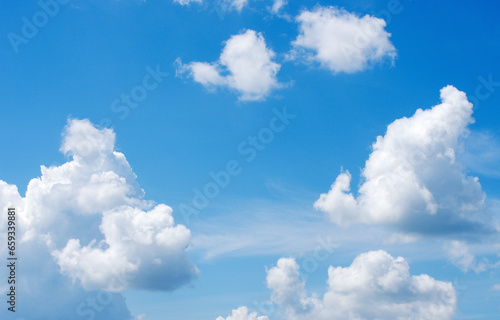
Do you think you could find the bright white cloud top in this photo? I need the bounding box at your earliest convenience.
[315,86,490,234]
[177,29,281,101]
[291,6,396,73]
[0,119,197,317]
[224,250,456,320]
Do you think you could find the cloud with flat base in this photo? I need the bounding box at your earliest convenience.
[315,86,492,236]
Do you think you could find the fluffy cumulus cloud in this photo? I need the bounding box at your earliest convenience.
[52,204,196,291]
[265,251,456,320]
[216,307,269,320]
[0,119,197,318]
[177,30,281,101]
[315,86,490,234]
[291,6,396,73]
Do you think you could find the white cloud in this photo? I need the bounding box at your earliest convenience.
[173,0,202,6]
[19,119,148,243]
[444,241,488,273]
[177,30,281,101]
[53,204,197,291]
[225,0,247,12]
[0,237,134,320]
[265,251,456,320]
[0,119,197,318]
[315,86,490,234]
[268,0,291,21]
[270,0,286,14]
[266,258,317,316]
[216,306,269,320]
[291,6,396,73]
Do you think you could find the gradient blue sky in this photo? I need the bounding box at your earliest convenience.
[2,0,500,319]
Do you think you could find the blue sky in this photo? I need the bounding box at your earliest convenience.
[1,0,500,319]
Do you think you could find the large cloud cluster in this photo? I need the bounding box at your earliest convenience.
[315,86,489,234]
[0,119,197,318]
[220,250,456,320]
